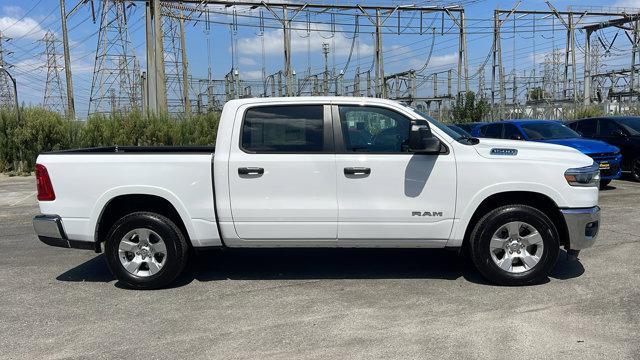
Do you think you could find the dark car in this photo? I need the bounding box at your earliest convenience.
[567,116,640,181]
[453,122,487,135]
[472,120,622,188]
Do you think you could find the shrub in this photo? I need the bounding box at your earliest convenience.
[0,107,220,174]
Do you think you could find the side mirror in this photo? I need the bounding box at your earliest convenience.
[408,120,441,154]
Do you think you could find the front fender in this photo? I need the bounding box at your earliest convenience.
[447,182,567,247]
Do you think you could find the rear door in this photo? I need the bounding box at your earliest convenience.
[228,104,337,243]
[333,104,456,245]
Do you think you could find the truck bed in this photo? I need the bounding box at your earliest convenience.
[45,146,215,154]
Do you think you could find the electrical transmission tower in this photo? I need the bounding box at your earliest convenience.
[161,6,191,114]
[89,0,141,115]
[42,31,67,116]
[0,31,16,110]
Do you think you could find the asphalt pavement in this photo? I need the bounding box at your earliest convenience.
[1,174,639,359]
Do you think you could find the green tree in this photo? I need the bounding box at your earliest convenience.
[528,87,547,101]
[451,91,489,123]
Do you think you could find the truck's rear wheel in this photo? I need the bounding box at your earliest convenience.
[105,212,189,289]
[469,205,559,286]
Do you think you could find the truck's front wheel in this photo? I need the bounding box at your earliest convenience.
[469,205,560,286]
[105,212,189,289]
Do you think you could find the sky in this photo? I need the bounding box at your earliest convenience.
[0,0,639,118]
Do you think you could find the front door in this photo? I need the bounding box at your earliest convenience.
[333,105,456,245]
[228,104,337,243]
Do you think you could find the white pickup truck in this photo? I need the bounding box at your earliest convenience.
[33,97,601,289]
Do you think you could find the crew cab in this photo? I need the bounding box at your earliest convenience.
[33,97,601,289]
[472,119,621,189]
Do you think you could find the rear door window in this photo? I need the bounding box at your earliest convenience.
[242,105,325,152]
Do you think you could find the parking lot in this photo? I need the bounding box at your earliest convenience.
[0,174,639,359]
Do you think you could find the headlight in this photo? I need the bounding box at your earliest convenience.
[565,163,600,187]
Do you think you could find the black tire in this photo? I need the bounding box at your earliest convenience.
[469,205,560,286]
[105,212,189,289]
[632,157,640,182]
[599,179,611,190]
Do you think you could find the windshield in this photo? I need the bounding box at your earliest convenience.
[409,108,472,143]
[520,122,581,140]
[617,118,640,134]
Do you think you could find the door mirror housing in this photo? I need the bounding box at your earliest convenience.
[408,120,441,154]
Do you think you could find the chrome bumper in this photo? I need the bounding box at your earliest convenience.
[33,215,96,251]
[560,206,600,250]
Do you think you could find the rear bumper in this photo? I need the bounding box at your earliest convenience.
[33,215,97,251]
[560,206,600,250]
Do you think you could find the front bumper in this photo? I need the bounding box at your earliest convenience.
[594,155,622,180]
[33,215,96,251]
[560,206,600,250]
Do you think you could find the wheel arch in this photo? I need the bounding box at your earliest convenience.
[91,188,196,250]
[460,191,569,251]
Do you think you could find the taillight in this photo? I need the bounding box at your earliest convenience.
[35,164,56,201]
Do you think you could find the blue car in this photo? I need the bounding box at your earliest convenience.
[472,120,622,188]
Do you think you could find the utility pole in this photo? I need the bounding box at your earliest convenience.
[357,5,397,98]
[179,10,191,115]
[322,43,329,95]
[262,3,306,97]
[491,11,499,110]
[584,29,592,105]
[282,6,291,96]
[631,20,639,98]
[59,0,75,119]
[145,0,157,113]
[445,8,469,94]
[153,0,167,112]
[376,9,385,98]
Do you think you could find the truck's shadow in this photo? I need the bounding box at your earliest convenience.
[56,248,584,288]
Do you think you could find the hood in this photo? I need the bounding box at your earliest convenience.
[473,138,593,168]
[533,138,619,155]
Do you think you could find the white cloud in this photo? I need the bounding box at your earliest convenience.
[239,57,257,66]
[2,5,23,18]
[429,53,458,68]
[240,70,263,81]
[404,52,457,71]
[238,24,373,58]
[0,16,47,40]
[613,0,640,8]
[13,55,93,75]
